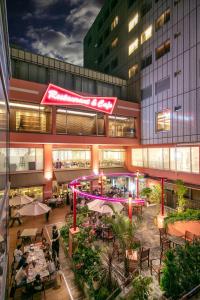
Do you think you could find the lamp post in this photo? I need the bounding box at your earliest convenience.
[128,193,132,222]
[71,182,81,231]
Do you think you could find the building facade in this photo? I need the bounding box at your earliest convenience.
[84,0,200,208]
[0,0,10,298]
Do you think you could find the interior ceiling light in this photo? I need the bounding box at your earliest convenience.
[57,109,96,117]
[10,102,45,110]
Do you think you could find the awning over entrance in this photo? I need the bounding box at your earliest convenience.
[54,169,92,184]
[10,172,46,188]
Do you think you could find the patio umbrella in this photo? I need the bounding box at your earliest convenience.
[9,195,34,207]
[18,201,51,216]
[87,199,123,215]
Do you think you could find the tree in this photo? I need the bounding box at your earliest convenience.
[149,184,161,204]
[106,212,137,276]
[174,180,187,212]
[140,187,152,200]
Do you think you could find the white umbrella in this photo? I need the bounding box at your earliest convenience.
[18,202,51,216]
[9,195,34,207]
[87,200,123,215]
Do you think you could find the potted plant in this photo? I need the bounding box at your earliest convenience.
[140,187,152,205]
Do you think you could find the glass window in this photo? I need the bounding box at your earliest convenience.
[10,148,43,172]
[191,147,199,173]
[9,186,43,199]
[128,13,139,32]
[131,147,199,174]
[111,37,118,48]
[176,147,191,172]
[156,39,170,60]
[156,110,171,132]
[141,25,152,44]
[53,149,91,169]
[100,149,125,167]
[111,16,119,31]
[56,109,105,136]
[170,148,176,171]
[163,148,170,170]
[129,38,139,55]
[148,148,163,169]
[155,8,170,31]
[10,102,51,133]
[132,149,143,167]
[108,116,136,137]
[128,64,139,78]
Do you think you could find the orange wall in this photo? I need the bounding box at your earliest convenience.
[43,144,53,199]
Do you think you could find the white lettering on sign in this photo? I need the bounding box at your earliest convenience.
[41,84,117,114]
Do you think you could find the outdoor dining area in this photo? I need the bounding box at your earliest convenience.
[7,175,200,300]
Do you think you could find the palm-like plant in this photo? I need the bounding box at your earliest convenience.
[106,212,137,276]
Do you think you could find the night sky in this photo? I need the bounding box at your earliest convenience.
[7,0,104,66]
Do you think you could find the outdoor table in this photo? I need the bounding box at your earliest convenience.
[21,228,38,244]
[168,235,186,247]
[48,198,57,208]
[24,243,50,283]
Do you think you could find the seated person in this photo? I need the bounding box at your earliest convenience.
[17,252,29,269]
[33,274,43,292]
[14,244,23,263]
[41,238,50,251]
[15,263,28,287]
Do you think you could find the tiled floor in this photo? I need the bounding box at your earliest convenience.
[9,206,71,300]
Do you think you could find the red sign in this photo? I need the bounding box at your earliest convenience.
[41,84,117,114]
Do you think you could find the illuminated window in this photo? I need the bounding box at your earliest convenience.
[9,148,43,172]
[156,39,170,59]
[132,149,143,167]
[111,37,118,48]
[141,25,152,44]
[131,147,199,174]
[128,64,138,78]
[128,13,139,32]
[129,38,139,55]
[111,16,119,31]
[155,9,170,31]
[100,149,125,167]
[53,149,91,169]
[156,110,171,132]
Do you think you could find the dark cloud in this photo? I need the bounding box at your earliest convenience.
[7,0,104,65]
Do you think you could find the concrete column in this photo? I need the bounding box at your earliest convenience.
[44,144,53,199]
[91,145,99,174]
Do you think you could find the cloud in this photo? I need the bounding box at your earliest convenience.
[32,0,59,11]
[22,12,33,20]
[65,0,102,40]
[26,26,84,65]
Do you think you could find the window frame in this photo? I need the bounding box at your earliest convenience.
[156,109,171,132]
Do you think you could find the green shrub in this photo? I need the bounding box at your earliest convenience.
[164,209,200,227]
[123,275,152,300]
[161,240,200,299]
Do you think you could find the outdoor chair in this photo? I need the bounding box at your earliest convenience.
[31,282,46,300]
[150,238,171,282]
[139,247,150,269]
[159,228,168,245]
[35,228,44,241]
[56,198,64,208]
[183,230,196,243]
[102,227,114,242]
